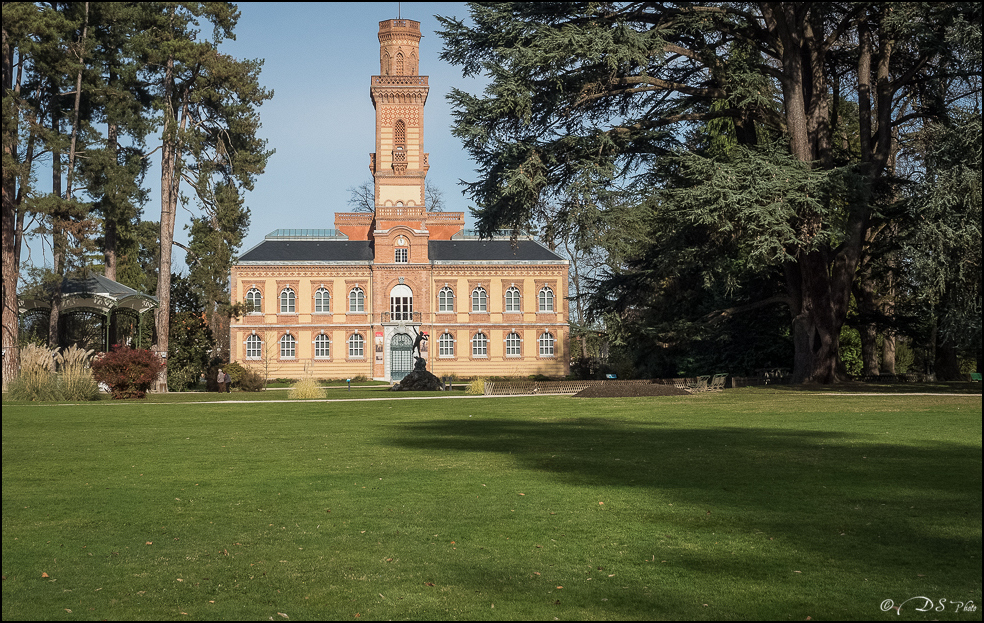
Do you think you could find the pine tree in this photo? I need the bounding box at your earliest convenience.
[143,2,273,390]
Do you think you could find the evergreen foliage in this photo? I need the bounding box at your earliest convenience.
[902,111,983,374]
[2,2,272,390]
[438,2,982,382]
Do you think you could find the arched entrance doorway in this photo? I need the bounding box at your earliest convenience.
[390,332,413,381]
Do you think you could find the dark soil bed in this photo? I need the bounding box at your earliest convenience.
[574,383,692,398]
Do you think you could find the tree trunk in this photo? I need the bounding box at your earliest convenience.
[154,54,178,392]
[860,324,880,376]
[1,188,18,390]
[48,88,65,349]
[103,122,119,281]
[935,340,962,381]
[2,23,26,388]
[882,333,896,375]
[855,263,880,376]
[786,252,843,384]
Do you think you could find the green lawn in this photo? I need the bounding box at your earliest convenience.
[2,389,981,620]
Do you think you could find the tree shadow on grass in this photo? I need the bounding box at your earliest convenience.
[382,416,981,619]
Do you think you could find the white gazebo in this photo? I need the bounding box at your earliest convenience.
[18,273,159,352]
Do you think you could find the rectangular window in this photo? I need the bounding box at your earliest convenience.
[395,248,408,263]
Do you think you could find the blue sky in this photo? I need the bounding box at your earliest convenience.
[21,3,486,275]
[218,2,483,259]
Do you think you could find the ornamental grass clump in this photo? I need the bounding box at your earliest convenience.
[54,345,99,401]
[91,347,165,399]
[6,344,59,401]
[288,377,326,400]
[466,378,486,395]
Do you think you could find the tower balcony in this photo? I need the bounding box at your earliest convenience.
[378,19,422,40]
[377,205,425,219]
[380,311,422,324]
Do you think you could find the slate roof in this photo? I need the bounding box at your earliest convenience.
[19,272,158,313]
[429,239,563,262]
[237,240,374,263]
[237,238,565,264]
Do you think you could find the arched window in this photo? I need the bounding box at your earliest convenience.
[314,287,330,313]
[396,51,404,75]
[280,333,296,359]
[246,288,262,314]
[348,333,365,358]
[245,334,262,359]
[539,332,555,357]
[279,287,296,313]
[505,286,521,312]
[505,332,522,356]
[471,287,487,313]
[390,284,413,321]
[439,332,455,357]
[438,286,455,312]
[314,334,331,359]
[538,286,555,312]
[471,332,488,357]
[349,287,365,313]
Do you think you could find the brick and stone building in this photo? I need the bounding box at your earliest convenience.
[229,18,569,381]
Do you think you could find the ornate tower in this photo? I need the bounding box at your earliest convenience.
[370,19,429,229]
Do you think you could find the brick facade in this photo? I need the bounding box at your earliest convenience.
[229,19,569,381]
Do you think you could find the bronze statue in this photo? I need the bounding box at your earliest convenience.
[410,326,428,370]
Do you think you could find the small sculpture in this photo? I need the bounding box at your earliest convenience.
[410,326,428,367]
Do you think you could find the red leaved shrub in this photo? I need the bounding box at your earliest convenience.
[91,347,165,399]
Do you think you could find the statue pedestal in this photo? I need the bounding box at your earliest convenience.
[391,366,444,391]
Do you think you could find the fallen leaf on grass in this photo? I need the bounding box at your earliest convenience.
[425,582,435,587]
[41,573,49,578]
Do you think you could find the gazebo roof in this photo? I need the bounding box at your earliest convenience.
[19,273,159,314]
